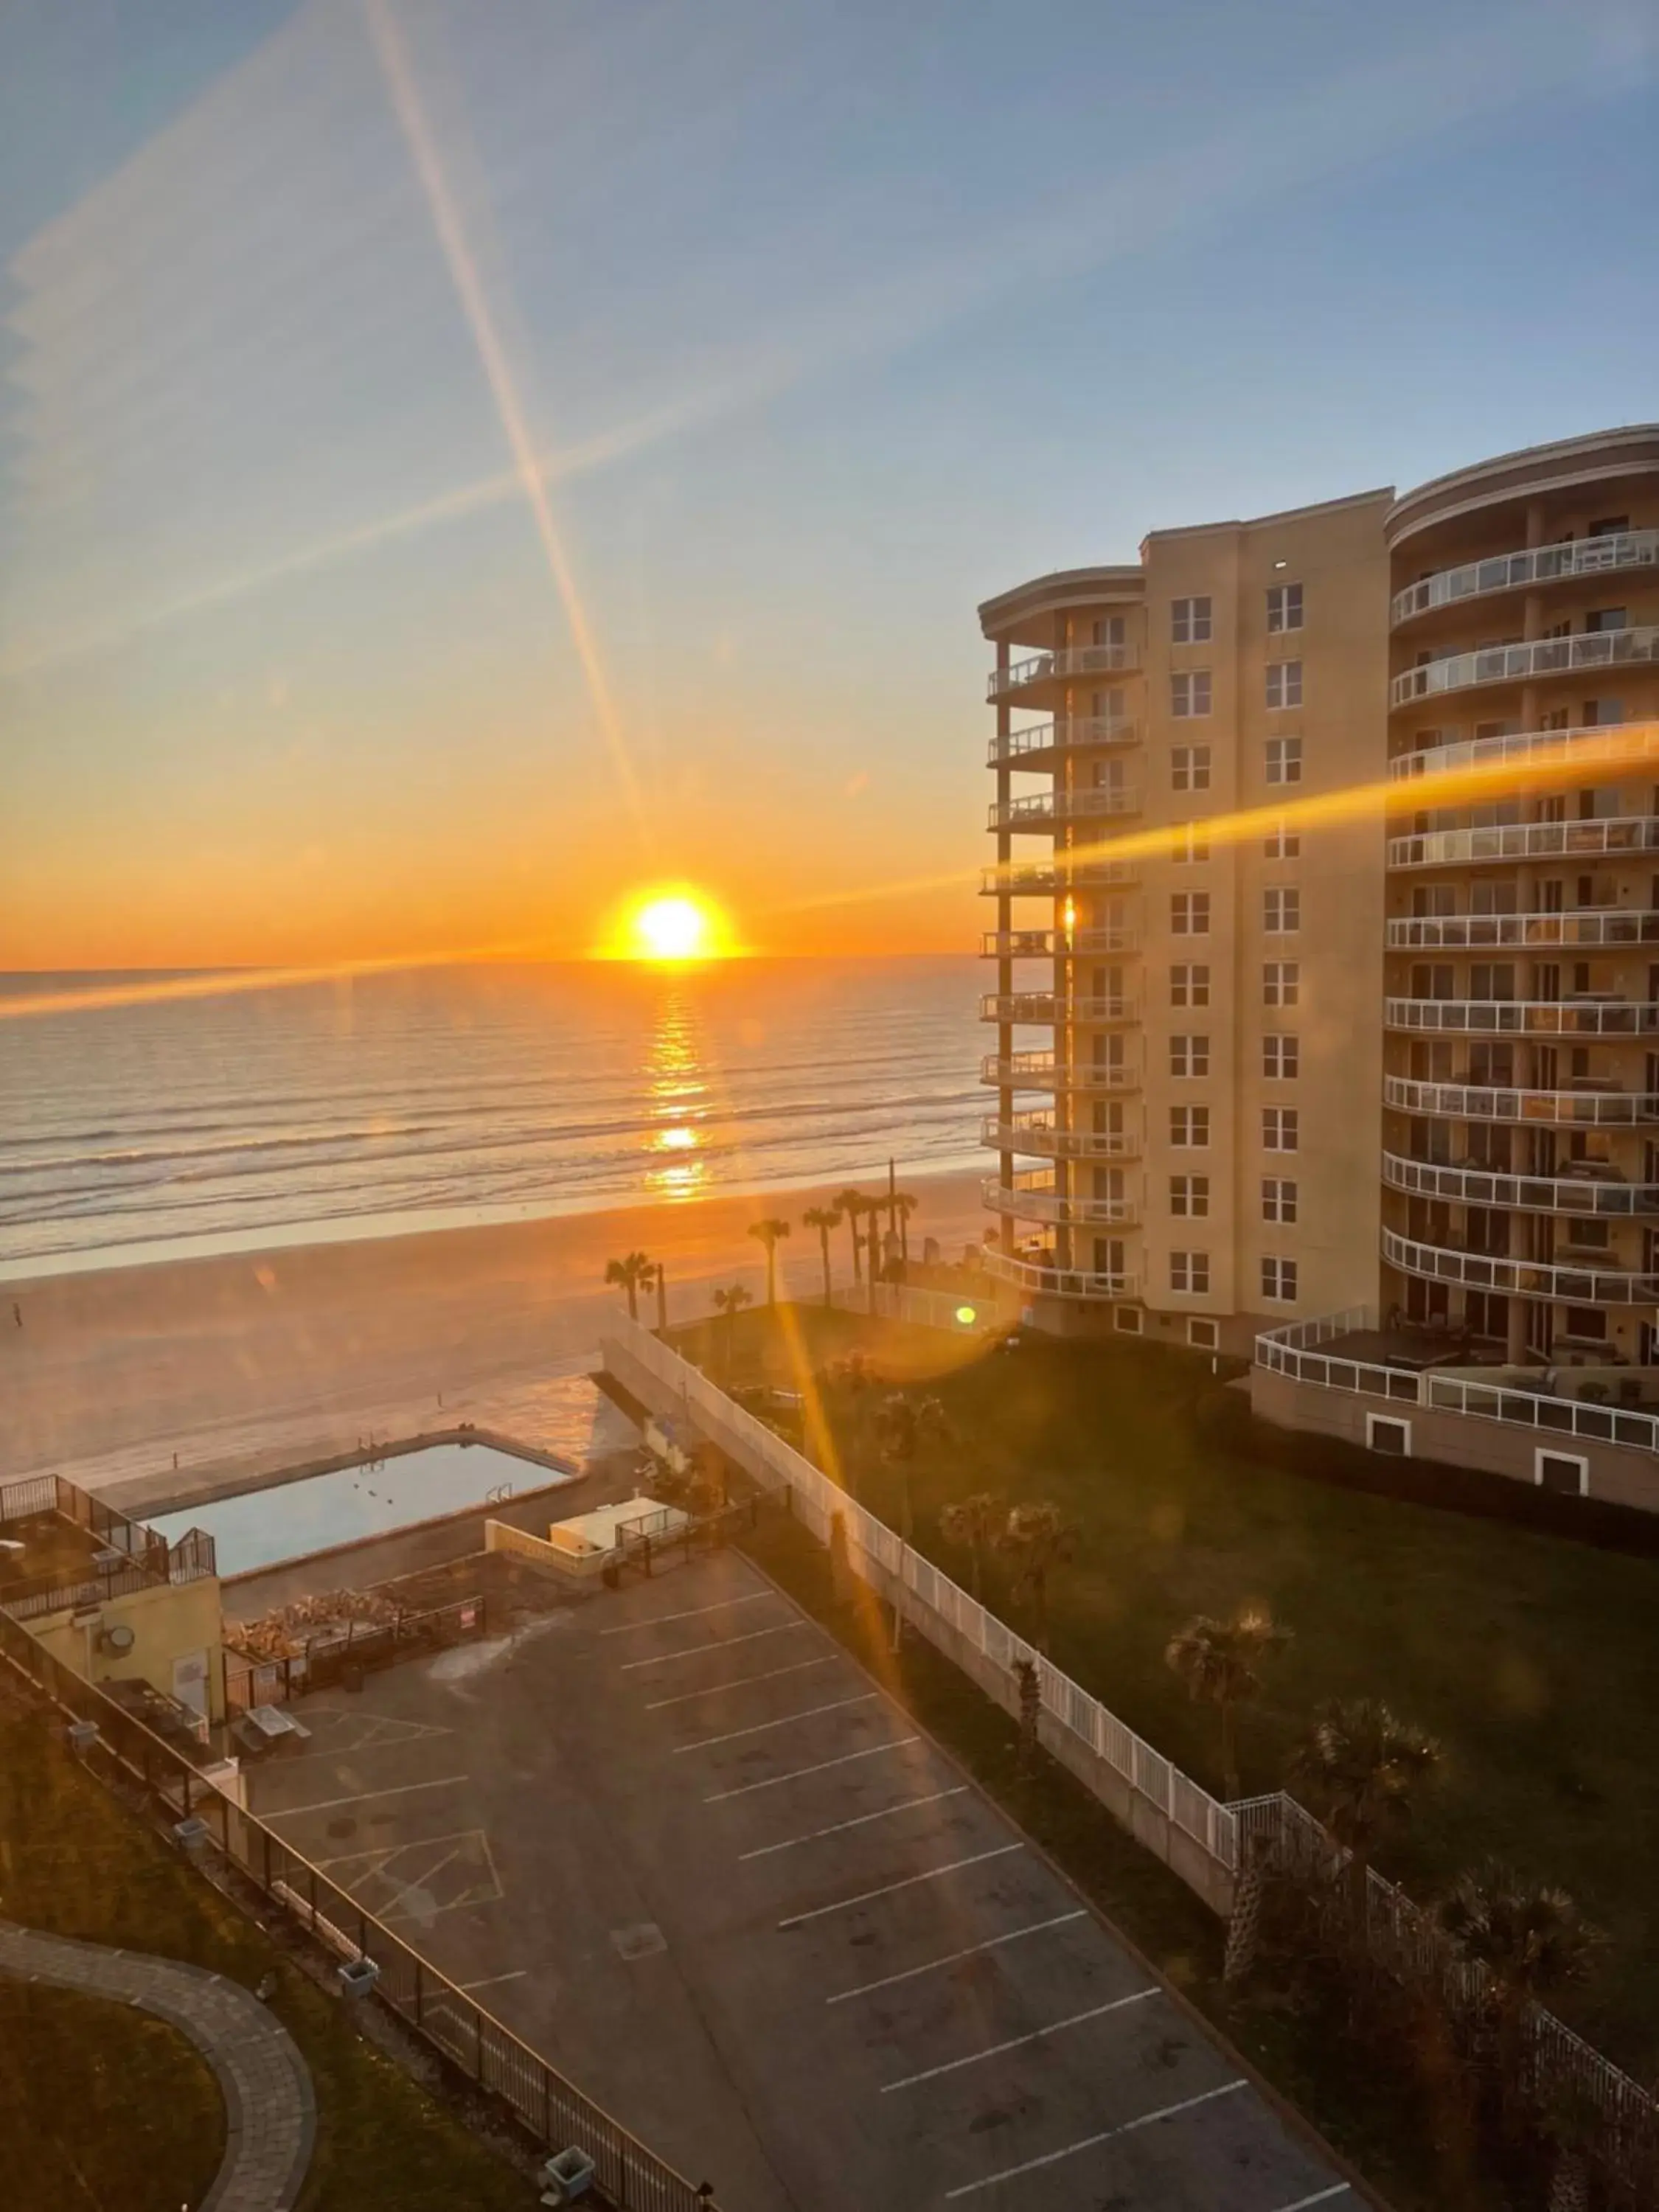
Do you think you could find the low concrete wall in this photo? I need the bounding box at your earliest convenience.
[1251,1366,1659,1513]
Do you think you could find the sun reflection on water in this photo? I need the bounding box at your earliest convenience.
[644,984,712,1200]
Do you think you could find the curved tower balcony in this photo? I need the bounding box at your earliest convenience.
[988,716,1141,768]
[987,641,1141,703]
[982,1248,1139,1301]
[1388,626,1659,712]
[981,1174,1140,1228]
[980,1112,1141,1161]
[980,860,1141,897]
[981,924,1141,959]
[982,1051,1140,1094]
[980,992,1138,1026]
[1391,528,1659,630]
[988,786,1143,832]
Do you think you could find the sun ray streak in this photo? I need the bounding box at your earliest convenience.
[361,0,648,848]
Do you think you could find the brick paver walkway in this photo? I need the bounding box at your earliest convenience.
[0,1921,315,2211]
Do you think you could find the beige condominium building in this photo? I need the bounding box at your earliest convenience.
[984,424,1659,1512]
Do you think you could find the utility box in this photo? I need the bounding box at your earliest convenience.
[539,2147,595,2204]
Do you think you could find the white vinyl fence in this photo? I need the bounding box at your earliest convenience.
[603,1312,1659,2187]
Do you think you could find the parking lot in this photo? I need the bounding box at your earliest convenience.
[248,1549,1358,2210]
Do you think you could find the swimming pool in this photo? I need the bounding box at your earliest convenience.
[147,1439,571,1578]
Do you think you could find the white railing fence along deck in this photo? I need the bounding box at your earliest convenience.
[605,1311,1659,2191]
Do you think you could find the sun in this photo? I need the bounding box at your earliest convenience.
[599,885,735,964]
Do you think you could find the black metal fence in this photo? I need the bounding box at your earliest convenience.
[224,1594,488,1712]
[0,1602,713,2212]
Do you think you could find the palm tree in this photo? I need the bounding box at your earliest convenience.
[748,1217,790,1307]
[711,1281,753,1375]
[605,1251,655,1322]
[1289,1697,1443,1916]
[834,1187,866,1283]
[938,1491,1003,1599]
[802,1206,841,1307]
[1165,1606,1291,1804]
[891,1191,919,1265]
[873,1392,948,1541]
[1438,1860,1602,2125]
[996,1502,1080,1655]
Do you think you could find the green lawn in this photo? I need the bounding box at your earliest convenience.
[688,1304,1659,2079]
[0,1979,225,2212]
[0,1708,539,2212]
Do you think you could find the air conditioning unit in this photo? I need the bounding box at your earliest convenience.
[94,1623,135,1656]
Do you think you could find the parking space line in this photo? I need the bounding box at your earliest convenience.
[456,1969,529,1992]
[674,1692,877,1755]
[262,1775,470,1819]
[942,2079,1248,2199]
[740,1787,968,1861]
[619,1621,811,1671]
[706,1736,920,1804]
[778,1843,1023,1930]
[1269,2190,1351,2211]
[644,1656,835,1711]
[826,1910,1088,2003]
[600,1590,777,1636]
[881,1987,1157,2093]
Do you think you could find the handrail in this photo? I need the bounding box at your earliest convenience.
[981,1115,1141,1160]
[979,993,1137,1023]
[1388,816,1659,868]
[981,926,1141,957]
[989,787,1142,830]
[1384,996,1659,1036]
[1386,911,1659,949]
[1389,625,1659,709]
[988,717,1140,764]
[981,1250,1138,1298]
[1382,1226,1658,1304]
[981,861,1140,894]
[981,1177,1138,1227]
[1382,1150,1659,1216]
[989,643,1141,698]
[1391,529,1659,627]
[982,1053,1140,1092]
[1385,1074,1659,1126]
[1388,720,1659,781]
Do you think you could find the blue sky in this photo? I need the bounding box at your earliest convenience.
[1,0,1655,964]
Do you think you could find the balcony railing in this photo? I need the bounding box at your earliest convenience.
[988,717,1141,765]
[1386,910,1659,950]
[989,786,1142,831]
[1382,1150,1659,1217]
[1391,529,1659,627]
[1388,720,1659,782]
[1385,996,1659,1037]
[983,1052,1139,1093]
[983,1248,1139,1300]
[1382,1227,1659,1306]
[1388,815,1659,869]
[1253,1306,1659,1453]
[989,644,1141,700]
[981,1113,1140,1161]
[981,1176,1139,1228]
[980,992,1138,1025]
[981,925,1141,959]
[1388,625,1659,710]
[1385,1074,1659,1126]
[981,861,1140,897]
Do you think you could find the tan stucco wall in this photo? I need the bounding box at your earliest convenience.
[32,1574,226,1723]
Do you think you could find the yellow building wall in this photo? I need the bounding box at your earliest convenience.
[32,1574,226,1725]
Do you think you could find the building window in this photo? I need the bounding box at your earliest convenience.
[1170,1105,1211,1148]
[1366,1413,1411,1456]
[1170,1251,1210,1295]
[1172,892,1211,936]
[1262,961,1300,1007]
[1173,822,1211,863]
[1265,736,1304,784]
[1262,1034,1299,1079]
[1261,1256,1298,1302]
[1169,1174,1210,1218]
[1263,818,1300,860]
[1267,582,1304,633]
[1265,661,1303,712]
[1171,596,1213,645]
[1172,744,1211,792]
[1262,1106,1299,1152]
[1170,963,1211,1008]
[1261,1177,1298,1224]
[1170,1034,1210,1078]
[1264,888,1301,933]
[1172,671,1212,718]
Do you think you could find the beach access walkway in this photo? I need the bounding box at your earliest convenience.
[0,1920,316,2212]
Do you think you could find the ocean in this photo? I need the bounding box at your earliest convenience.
[0,959,985,1277]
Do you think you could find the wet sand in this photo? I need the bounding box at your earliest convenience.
[0,1168,984,1510]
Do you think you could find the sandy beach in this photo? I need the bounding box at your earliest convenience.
[0,1166,985,1513]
